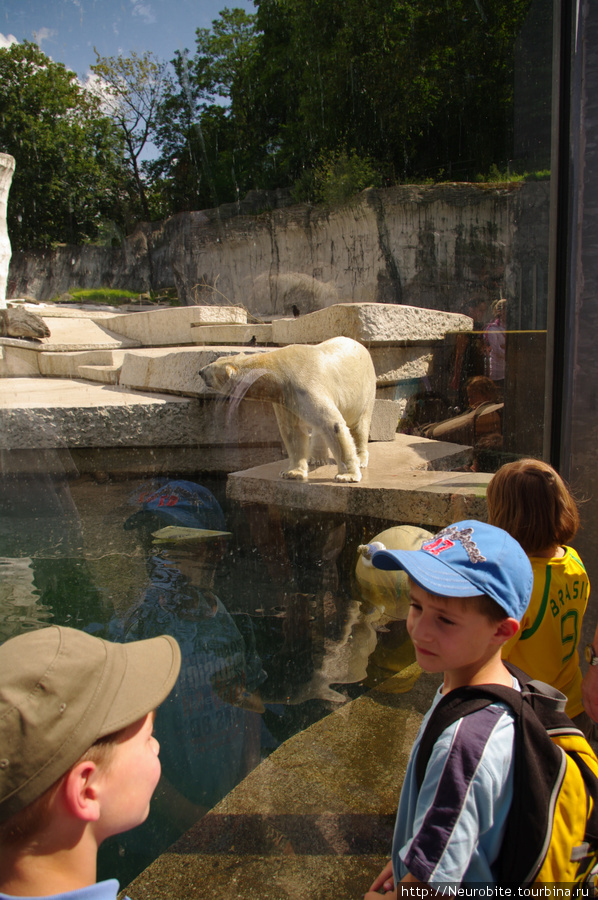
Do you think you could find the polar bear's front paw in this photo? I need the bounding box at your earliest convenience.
[282,467,308,481]
[358,451,369,468]
[334,470,362,483]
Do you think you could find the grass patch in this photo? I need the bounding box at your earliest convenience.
[49,288,180,307]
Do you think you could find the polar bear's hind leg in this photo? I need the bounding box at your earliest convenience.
[325,417,361,483]
[308,431,332,468]
[350,402,374,468]
[273,403,310,480]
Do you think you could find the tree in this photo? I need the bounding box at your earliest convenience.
[90,50,167,221]
[150,7,259,213]
[0,41,125,250]
[246,0,533,187]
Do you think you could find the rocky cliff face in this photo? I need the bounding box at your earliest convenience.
[7,181,549,327]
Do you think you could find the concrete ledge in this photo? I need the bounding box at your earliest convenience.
[371,346,433,385]
[38,350,127,378]
[271,303,472,345]
[34,315,141,351]
[227,435,489,528]
[118,346,267,396]
[0,345,41,377]
[107,306,248,346]
[191,323,274,345]
[369,400,400,441]
[77,364,121,384]
[0,378,285,457]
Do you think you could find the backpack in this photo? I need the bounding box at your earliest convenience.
[415,664,598,888]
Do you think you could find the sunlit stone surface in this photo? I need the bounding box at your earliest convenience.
[0,153,15,310]
[270,302,472,345]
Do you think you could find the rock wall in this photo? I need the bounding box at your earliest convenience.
[8,182,549,326]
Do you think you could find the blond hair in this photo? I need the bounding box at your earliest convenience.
[486,458,579,555]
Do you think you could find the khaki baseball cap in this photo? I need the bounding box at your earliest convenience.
[0,625,181,823]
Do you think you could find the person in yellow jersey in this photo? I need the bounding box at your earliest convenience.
[486,458,593,737]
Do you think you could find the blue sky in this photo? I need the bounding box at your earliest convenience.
[0,0,256,81]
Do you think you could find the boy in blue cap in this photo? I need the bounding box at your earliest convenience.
[365,520,533,896]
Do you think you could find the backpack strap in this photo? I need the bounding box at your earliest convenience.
[415,680,524,791]
[414,673,566,884]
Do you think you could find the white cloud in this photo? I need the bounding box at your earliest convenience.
[82,72,120,114]
[130,1,157,25]
[32,27,57,48]
[0,33,18,50]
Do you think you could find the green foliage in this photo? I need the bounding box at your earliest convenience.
[0,41,125,250]
[294,150,381,205]
[49,287,179,307]
[2,2,546,248]
[148,7,260,213]
[475,164,551,183]
[245,0,534,186]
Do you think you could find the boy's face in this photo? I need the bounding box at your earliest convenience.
[95,712,161,842]
[406,581,506,680]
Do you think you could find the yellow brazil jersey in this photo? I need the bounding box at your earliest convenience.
[502,546,590,718]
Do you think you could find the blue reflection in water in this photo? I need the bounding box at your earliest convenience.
[0,469,390,888]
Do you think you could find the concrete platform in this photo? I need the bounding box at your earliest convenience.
[36,313,140,352]
[107,305,248,345]
[0,378,284,469]
[270,303,472,345]
[123,664,442,900]
[117,345,266,396]
[227,435,489,528]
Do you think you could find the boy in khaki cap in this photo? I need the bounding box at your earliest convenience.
[0,625,181,900]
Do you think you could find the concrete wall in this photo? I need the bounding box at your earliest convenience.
[7,182,549,326]
[562,0,598,595]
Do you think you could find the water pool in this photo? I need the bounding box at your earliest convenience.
[0,467,414,887]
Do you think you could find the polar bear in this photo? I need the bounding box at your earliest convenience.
[199,336,376,483]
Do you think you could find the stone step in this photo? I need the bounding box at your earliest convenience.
[36,314,141,351]
[106,305,248,346]
[118,346,267,396]
[271,302,472,345]
[77,364,121,384]
[0,377,283,461]
[227,435,485,528]
[191,323,274,345]
[38,349,127,378]
[0,345,40,377]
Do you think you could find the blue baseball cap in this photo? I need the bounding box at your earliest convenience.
[124,480,227,533]
[371,520,532,621]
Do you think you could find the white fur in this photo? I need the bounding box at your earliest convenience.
[199,337,376,483]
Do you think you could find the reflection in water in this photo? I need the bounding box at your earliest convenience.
[105,549,266,872]
[0,557,51,640]
[98,480,267,872]
[0,468,418,886]
[354,525,433,681]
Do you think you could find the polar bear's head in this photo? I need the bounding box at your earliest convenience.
[198,354,249,392]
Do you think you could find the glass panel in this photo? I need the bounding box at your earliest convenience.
[0,0,557,890]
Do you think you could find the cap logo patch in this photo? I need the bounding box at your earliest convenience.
[158,495,179,508]
[424,526,487,564]
[424,537,455,556]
